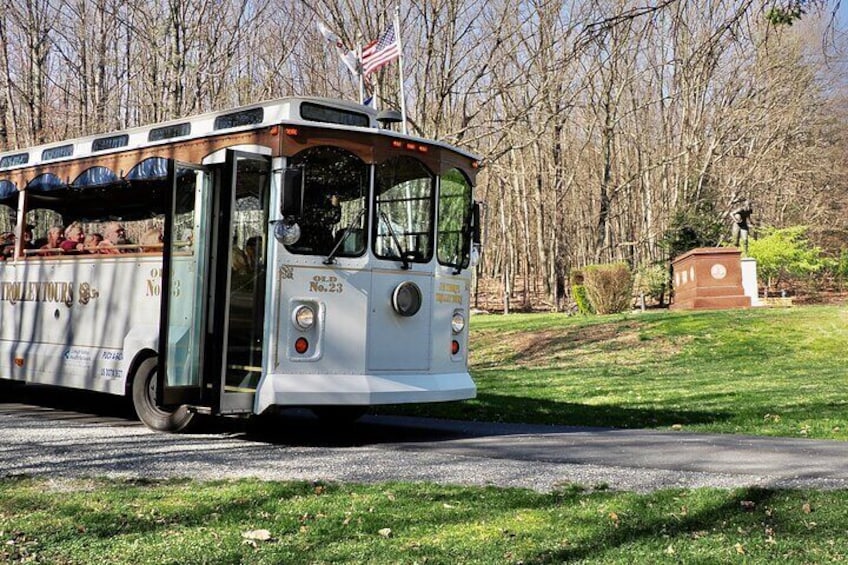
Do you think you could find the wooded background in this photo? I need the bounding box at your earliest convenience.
[1,0,846,310]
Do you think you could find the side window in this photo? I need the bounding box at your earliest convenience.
[0,180,17,260]
[437,169,473,269]
[285,146,369,257]
[22,162,170,258]
[374,156,434,263]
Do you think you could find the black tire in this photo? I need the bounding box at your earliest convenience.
[0,378,25,388]
[310,406,368,424]
[0,379,25,397]
[131,357,196,432]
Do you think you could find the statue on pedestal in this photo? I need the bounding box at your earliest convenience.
[730,199,753,254]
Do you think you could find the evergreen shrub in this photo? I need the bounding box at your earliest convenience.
[571,284,594,315]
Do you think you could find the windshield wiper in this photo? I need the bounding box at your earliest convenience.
[323,208,366,265]
[379,211,410,270]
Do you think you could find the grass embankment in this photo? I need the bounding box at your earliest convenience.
[383,305,848,440]
[5,306,848,564]
[3,477,848,564]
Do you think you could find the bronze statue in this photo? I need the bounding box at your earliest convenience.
[730,199,753,254]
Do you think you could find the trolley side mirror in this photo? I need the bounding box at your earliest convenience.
[281,168,304,217]
[470,201,481,245]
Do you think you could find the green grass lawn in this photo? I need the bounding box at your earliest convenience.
[3,477,848,564]
[5,306,848,563]
[381,305,848,440]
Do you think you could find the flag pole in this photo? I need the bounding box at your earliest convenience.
[394,6,408,135]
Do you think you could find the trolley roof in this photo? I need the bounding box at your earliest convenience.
[0,97,479,175]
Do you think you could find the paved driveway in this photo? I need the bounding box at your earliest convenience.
[2,387,848,493]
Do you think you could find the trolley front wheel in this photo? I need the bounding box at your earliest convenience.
[131,357,196,433]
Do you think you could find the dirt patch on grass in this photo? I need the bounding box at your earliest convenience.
[474,321,692,367]
[509,323,639,365]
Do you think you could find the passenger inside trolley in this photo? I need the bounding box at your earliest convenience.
[60,222,86,254]
[100,222,130,253]
[0,231,12,258]
[38,226,65,255]
[84,233,103,252]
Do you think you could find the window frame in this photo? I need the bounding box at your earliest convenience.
[371,155,436,265]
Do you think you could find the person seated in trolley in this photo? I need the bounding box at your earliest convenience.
[231,237,250,273]
[98,221,131,253]
[59,221,86,254]
[38,225,65,256]
[84,232,103,253]
[19,224,35,257]
[2,225,36,258]
[244,235,262,270]
[138,227,163,253]
[299,193,341,254]
[0,231,13,259]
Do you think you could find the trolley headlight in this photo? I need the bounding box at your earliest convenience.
[292,305,315,330]
[451,311,466,334]
[274,220,301,245]
[391,281,422,317]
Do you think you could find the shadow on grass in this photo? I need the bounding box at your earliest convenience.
[378,392,732,430]
[3,479,319,546]
[525,487,783,564]
[9,476,841,564]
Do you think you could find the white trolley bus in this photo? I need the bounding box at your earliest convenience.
[0,97,481,431]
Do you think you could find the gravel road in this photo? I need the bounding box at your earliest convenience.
[3,388,848,493]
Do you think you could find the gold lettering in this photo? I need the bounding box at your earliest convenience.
[0,280,78,304]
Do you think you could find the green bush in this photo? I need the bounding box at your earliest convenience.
[633,263,670,305]
[836,249,848,291]
[747,226,828,295]
[571,284,594,315]
[583,262,633,315]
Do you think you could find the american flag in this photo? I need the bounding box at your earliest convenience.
[361,24,400,76]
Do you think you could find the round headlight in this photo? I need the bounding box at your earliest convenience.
[451,311,466,334]
[274,220,301,245]
[392,281,422,317]
[293,305,315,330]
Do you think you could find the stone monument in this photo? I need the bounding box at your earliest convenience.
[671,247,751,310]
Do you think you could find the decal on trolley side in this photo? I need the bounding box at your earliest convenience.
[0,280,101,307]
